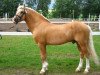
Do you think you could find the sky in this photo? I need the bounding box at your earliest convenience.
[49,0,55,9]
[23,0,55,9]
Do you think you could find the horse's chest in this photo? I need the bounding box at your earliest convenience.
[33,33,46,44]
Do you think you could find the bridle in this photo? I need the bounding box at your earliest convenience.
[14,5,26,24]
[0,5,26,40]
[1,6,26,32]
[14,8,26,23]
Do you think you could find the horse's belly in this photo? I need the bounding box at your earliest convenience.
[46,35,70,45]
[46,28,73,45]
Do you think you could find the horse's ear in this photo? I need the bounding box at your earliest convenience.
[23,4,26,13]
[23,4,27,14]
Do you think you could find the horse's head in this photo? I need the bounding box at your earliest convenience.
[13,5,27,24]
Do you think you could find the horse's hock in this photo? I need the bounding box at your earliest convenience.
[0,21,99,32]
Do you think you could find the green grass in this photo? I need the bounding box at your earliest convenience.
[0,35,100,75]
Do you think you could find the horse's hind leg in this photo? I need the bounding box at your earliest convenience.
[80,44,90,74]
[75,43,83,72]
[76,42,90,73]
[84,56,90,74]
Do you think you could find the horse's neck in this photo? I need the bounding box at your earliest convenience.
[25,9,50,32]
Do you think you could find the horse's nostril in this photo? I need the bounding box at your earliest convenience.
[13,16,16,21]
[14,18,17,21]
[13,16,18,24]
[14,17,18,22]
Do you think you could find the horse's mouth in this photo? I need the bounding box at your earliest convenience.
[13,20,18,24]
[12,18,18,24]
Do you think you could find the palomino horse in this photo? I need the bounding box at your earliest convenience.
[13,5,99,74]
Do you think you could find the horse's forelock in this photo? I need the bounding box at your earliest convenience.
[17,5,24,10]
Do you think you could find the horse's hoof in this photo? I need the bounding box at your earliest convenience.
[40,71,45,75]
[40,70,48,75]
[84,70,89,74]
[40,70,46,75]
[75,68,81,72]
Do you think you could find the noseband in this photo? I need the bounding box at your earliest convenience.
[15,11,25,21]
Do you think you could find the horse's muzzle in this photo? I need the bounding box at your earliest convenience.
[13,17,18,24]
[13,16,20,24]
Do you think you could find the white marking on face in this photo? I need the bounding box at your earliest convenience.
[16,9,22,15]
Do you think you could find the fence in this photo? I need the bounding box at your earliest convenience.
[0,32,100,35]
[0,18,100,35]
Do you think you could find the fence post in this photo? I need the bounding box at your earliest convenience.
[99,15,100,30]
[88,13,90,25]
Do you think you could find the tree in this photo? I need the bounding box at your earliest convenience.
[53,0,100,18]
[82,0,100,17]
[0,0,22,18]
[37,0,51,17]
[53,0,80,18]
[0,0,3,17]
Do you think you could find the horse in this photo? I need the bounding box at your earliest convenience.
[13,5,99,74]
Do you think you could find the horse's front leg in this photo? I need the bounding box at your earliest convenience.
[38,43,48,74]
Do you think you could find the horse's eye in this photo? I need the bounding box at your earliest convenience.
[21,11,23,13]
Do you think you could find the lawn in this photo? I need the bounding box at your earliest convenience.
[0,35,100,75]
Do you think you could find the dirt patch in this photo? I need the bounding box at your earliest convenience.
[0,68,35,75]
[0,68,99,75]
[90,72,100,75]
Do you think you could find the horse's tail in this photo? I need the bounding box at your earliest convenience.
[87,25,99,65]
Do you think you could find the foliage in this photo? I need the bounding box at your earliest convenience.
[47,11,53,18]
[53,0,100,18]
[82,0,100,18]
[0,0,51,18]
[0,0,22,18]
[53,0,80,18]
[0,0,100,18]
[37,0,51,17]
[79,14,83,20]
